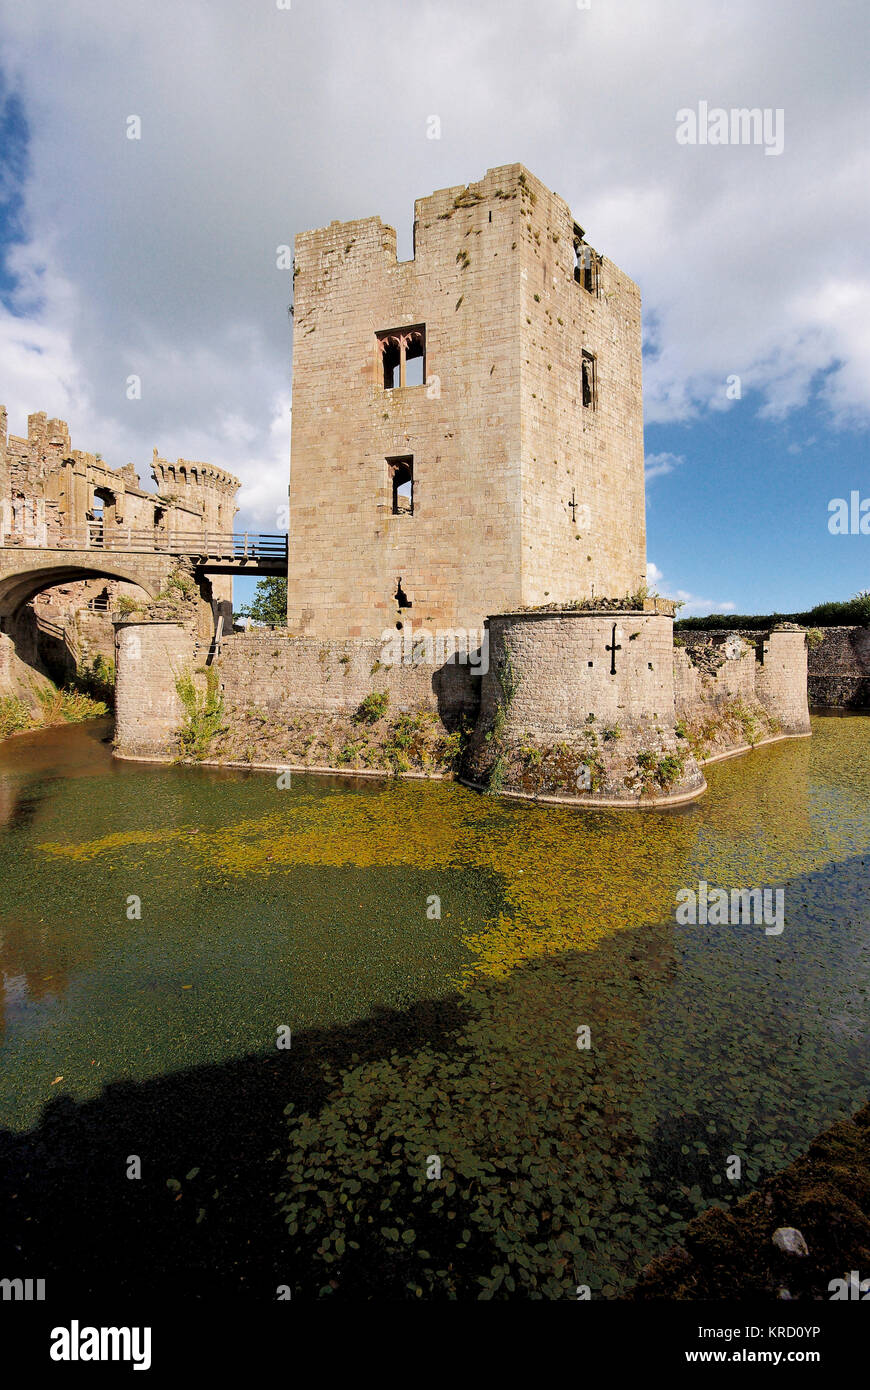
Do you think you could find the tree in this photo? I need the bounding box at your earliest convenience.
[234,576,287,626]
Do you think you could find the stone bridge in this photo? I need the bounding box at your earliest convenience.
[0,546,174,618]
[0,531,287,623]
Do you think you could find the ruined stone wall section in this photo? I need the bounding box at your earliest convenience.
[1,405,237,548]
[151,453,240,535]
[517,173,646,607]
[674,628,811,736]
[806,626,870,707]
[673,643,759,715]
[678,624,870,711]
[755,629,811,734]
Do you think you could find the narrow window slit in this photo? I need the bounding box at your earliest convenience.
[388,456,414,515]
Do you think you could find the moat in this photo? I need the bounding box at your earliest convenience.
[0,714,868,1298]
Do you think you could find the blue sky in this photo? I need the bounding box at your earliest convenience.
[0,79,27,302]
[645,396,869,616]
[0,0,867,618]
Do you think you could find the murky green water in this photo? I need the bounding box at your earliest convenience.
[0,715,868,1297]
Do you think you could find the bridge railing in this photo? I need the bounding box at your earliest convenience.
[2,527,288,561]
[34,612,80,666]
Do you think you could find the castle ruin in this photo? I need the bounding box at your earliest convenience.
[0,408,239,691]
[0,164,812,807]
[288,163,645,637]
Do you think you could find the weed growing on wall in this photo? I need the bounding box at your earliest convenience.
[675,699,782,762]
[175,665,224,760]
[353,691,390,725]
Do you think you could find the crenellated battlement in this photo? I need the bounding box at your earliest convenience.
[151,452,239,495]
[0,403,239,575]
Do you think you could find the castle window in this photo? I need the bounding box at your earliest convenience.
[388,456,414,515]
[377,326,426,389]
[382,337,401,389]
[581,351,596,409]
[573,227,599,295]
[404,333,425,387]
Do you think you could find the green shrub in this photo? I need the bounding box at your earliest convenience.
[353,691,389,725]
[76,654,115,703]
[654,752,685,790]
[634,748,685,793]
[0,696,37,739]
[0,682,109,741]
[41,681,107,720]
[337,741,366,765]
[675,591,870,631]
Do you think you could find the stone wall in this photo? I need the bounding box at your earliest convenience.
[112,613,812,807]
[215,629,479,724]
[755,629,811,733]
[112,622,481,761]
[678,623,870,710]
[0,630,54,704]
[674,634,759,714]
[673,626,811,760]
[806,626,870,708]
[113,618,198,759]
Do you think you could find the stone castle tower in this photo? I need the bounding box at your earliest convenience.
[287,163,646,638]
[150,453,239,535]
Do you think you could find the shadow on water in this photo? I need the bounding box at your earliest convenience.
[0,995,470,1301]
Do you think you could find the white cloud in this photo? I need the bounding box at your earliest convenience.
[645,451,682,481]
[647,561,737,618]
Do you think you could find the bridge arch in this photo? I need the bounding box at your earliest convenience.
[0,556,164,621]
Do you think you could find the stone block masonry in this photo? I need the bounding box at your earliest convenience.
[805,626,870,708]
[674,625,811,764]
[113,618,199,760]
[113,623,480,762]
[287,164,646,640]
[464,610,706,806]
[214,630,478,724]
